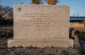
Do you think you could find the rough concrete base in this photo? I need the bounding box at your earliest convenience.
[8,39,69,47]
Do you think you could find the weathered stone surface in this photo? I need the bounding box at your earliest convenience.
[8,4,70,47]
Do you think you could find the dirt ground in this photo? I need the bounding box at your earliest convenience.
[0,38,81,55]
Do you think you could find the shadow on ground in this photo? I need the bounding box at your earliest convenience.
[0,37,82,55]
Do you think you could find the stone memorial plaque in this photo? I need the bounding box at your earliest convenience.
[8,4,70,47]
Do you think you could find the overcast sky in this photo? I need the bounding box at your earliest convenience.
[1,0,85,16]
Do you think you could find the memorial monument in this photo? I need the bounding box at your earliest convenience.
[8,4,70,47]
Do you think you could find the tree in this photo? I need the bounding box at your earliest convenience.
[84,20,85,27]
[45,0,58,5]
[32,0,40,4]
[0,5,3,15]
[31,0,58,5]
[0,5,3,10]
[74,30,85,41]
[0,15,4,25]
[4,6,12,12]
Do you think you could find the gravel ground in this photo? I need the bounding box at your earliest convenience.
[0,38,81,55]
